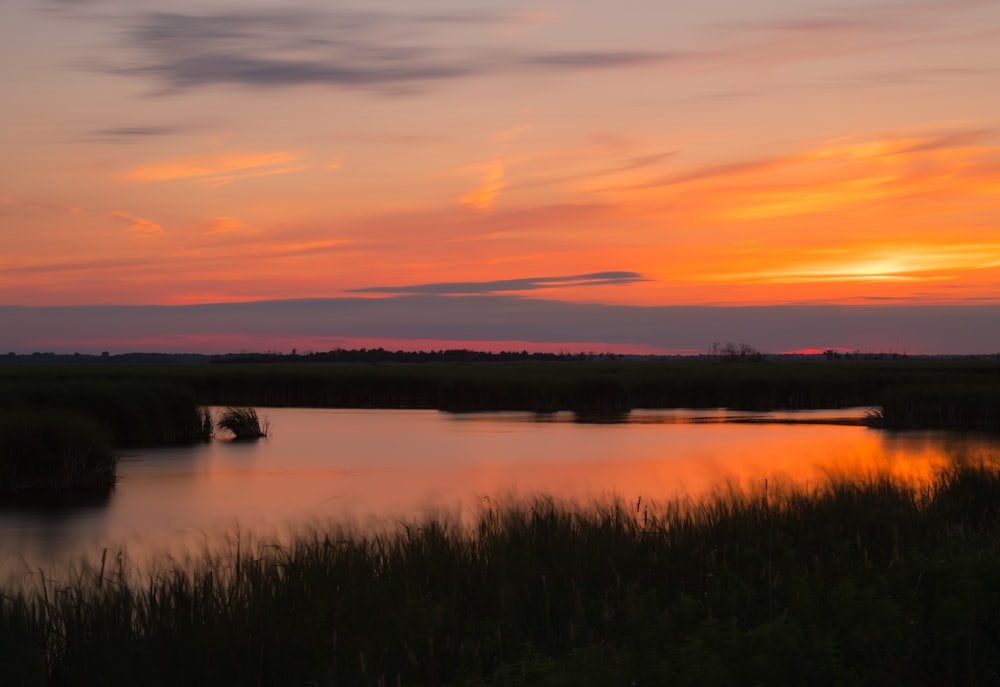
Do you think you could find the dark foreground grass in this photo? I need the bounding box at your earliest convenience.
[3,463,1000,686]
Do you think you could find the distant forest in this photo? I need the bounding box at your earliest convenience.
[3,349,624,365]
[4,346,997,366]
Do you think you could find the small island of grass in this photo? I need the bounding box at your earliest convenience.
[216,406,270,440]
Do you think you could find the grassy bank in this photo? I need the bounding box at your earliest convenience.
[0,376,212,496]
[0,377,212,448]
[2,462,999,686]
[872,384,1000,432]
[0,411,117,495]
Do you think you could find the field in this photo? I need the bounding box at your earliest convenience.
[2,462,998,686]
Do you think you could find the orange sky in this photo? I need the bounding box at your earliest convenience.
[2,0,1000,351]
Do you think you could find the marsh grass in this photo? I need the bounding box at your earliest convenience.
[216,407,269,440]
[3,358,1000,425]
[872,384,1000,432]
[0,411,117,495]
[0,377,213,446]
[3,462,1000,685]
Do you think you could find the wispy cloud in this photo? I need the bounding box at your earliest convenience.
[492,126,529,144]
[91,126,180,142]
[107,9,670,93]
[108,211,162,233]
[613,127,1000,209]
[458,159,506,210]
[1,195,84,215]
[708,0,998,67]
[124,150,309,187]
[704,244,1000,285]
[349,271,648,295]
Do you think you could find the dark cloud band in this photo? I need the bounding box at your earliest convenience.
[348,271,649,295]
[111,10,670,92]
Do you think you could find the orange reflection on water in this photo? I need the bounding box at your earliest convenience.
[419,422,965,511]
[3,409,997,579]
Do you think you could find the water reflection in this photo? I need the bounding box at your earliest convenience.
[1,408,996,578]
[455,407,875,425]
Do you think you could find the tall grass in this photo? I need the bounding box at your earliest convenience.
[3,462,999,685]
[3,358,1000,422]
[215,407,269,440]
[0,376,214,447]
[0,411,117,495]
[872,384,1000,432]
[0,375,213,495]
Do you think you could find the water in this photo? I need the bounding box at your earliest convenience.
[1,407,996,579]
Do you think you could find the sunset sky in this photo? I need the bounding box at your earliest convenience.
[3,0,1000,354]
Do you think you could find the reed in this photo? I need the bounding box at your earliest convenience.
[3,358,1000,423]
[0,376,213,447]
[872,384,1000,432]
[0,410,117,495]
[3,462,999,685]
[215,407,269,440]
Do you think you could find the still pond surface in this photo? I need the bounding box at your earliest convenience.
[2,407,997,578]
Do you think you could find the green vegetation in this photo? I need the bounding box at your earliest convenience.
[2,462,999,685]
[216,406,269,440]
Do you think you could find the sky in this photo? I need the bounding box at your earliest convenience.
[3,0,1000,354]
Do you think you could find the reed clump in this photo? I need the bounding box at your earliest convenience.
[0,410,117,495]
[3,461,999,685]
[215,407,269,440]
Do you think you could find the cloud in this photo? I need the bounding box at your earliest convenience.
[0,195,84,215]
[124,150,308,187]
[523,52,670,69]
[92,126,180,141]
[705,244,1000,285]
[613,127,1000,204]
[108,211,162,233]
[0,256,170,276]
[348,271,649,295]
[492,126,529,144]
[458,159,506,210]
[690,0,1000,82]
[108,9,671,93]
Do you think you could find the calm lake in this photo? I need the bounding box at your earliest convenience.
[2,407,997,579]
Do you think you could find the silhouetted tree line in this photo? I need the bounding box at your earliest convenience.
[709,341,764,362]
[209,348,624,364]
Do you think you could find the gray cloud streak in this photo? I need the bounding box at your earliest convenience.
[111,10,671,93]
[91,126,180,141]
[348,272,649,295]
